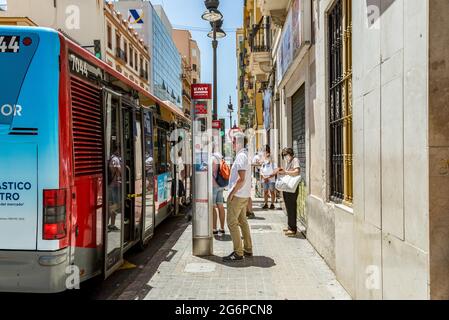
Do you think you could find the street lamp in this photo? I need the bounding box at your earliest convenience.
[201,0,223,22]
[227,96,233,131]
[202,0,226,121]
[207,20,226,39]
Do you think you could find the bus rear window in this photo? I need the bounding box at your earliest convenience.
[0,33,39,127]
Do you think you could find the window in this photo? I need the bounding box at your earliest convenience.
[134,51,138,71]
[140,55,144,77]
[0,0,7,11]
[107,24,112,49]
[193,78,197,84]
[192,48,197,57]
[124,40,128,63]
[115,32,121,56]
[328,0,352,204]
[130,46,134,68]
[192,64,197,72]
[145,61,149,80]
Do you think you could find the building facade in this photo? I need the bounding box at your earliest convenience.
[173,29,201,85]
[105,2,182,109]
[172,29,202,117]
[0,0,151,91]
[179,56,192,117]
[152,5,182,108]
[238,0,272,155]
[104,2,150,92]
[240,0,449,300]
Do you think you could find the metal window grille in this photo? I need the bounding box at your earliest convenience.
[328,0,353,204]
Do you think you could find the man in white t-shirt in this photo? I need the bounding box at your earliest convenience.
[223,132,253,262]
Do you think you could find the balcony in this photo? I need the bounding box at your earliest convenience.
[140,69,149,81]
[182,89,191,102]
[257,0,289,26]
[248,17,272,77]
[116,47,126,61]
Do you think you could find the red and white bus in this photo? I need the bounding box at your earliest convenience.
[0,26,190,293]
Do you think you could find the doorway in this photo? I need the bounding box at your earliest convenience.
[291,84,307,226]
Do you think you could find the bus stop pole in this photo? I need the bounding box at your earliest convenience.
[191,84,213,256]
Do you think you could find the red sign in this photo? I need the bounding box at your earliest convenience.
[228,126,242,139]
[191,84,212,100]
[195,102,208,115]
[212,120,221,129]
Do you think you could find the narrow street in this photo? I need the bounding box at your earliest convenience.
[139,198,349,300]
[81,197,349,301]
[1,197,350,300]
[1,0,447,302]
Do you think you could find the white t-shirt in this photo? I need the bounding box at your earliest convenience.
[260,161,277,183]
[177,156,184,173]
[228,149,252,198]
[252,153,262,165]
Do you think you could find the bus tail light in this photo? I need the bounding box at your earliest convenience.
[43,189,67,240]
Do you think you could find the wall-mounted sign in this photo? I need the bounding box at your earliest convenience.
[194,102,208,115]
[276,0,310,85]
[191,84,212,100]
[212,120,221,129]
[128,9,145,29]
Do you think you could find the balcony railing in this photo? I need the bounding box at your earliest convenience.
[116,48,126,61]
[250,16,272,53]
[140,69,149,81]
[182,90,191,102]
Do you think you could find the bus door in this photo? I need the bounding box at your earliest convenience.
[133,110,145,244]
[103,89,125,278]
[121,99,137,248]
[142,110,155,243]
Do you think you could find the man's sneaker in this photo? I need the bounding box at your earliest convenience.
[270,204,275,210]
[218,230,226,236]
[285,230,297,237]
[223,252,244,262]
[247,212,256,219]
[244,251,253,257]
[261,204,269,209]
[213,230,219,236]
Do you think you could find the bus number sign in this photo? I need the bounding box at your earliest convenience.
[68,51,103,81]
[0,36,20,53]
[70,53,88,77]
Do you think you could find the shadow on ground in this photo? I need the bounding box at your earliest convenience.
[214,234,232,242]
[201,255,276,269]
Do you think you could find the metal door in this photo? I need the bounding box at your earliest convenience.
[291,85,307,226]
[103,89,125,278]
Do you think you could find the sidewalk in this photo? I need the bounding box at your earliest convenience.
[143,198,351,300]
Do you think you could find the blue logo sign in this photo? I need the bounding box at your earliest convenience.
[128,9,144,28]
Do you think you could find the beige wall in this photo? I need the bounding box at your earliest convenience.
[173,29,190,59]
[429,0,449,300]
[307,0,431,300]
[353,0,429,300]
[173,29,201,84]
[0,0,104,48]
[190,39,201,83]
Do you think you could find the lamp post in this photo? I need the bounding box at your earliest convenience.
[202,0,226,121]
[227,96,233,132]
